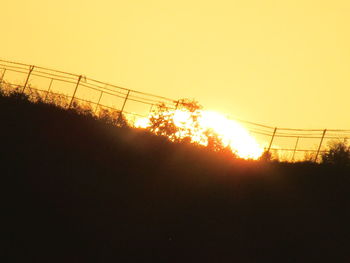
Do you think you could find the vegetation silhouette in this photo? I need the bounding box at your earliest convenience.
[147,99,237,157]
[321,139,350,166]
[148,99,203,142]
[259,150,273,162]
[1,84,350,262]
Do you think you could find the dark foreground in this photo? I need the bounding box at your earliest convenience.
[1,95,350,262]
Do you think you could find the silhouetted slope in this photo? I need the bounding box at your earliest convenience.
[1,94,350,262]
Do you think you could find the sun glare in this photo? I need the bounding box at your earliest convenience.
[135,110,264,159]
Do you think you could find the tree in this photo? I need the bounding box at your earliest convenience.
[146,99,237,156]
[148,103,180,141]
[148,99,202,142]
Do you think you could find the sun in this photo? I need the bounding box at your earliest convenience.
[135,109,264,159]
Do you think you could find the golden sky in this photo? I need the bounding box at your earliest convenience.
[2,0,350,129]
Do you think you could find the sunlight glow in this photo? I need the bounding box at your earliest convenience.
[135,110,264,159]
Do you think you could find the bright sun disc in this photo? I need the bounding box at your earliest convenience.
[135,110,263,159]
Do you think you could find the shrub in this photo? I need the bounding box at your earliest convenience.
[97,107,128,127]
[259,150,272,162]
[321,140,350,166]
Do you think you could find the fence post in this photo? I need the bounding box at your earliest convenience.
[117,90,130,124]
[0,69,6,86]
[22,65,35,93]
[175,100,180,110]
[94,91,104,114]
[314,129,327,163]
[44,78,54,101]
[292,137,300,162]
[267,127,277,154]
[69,75,82,108]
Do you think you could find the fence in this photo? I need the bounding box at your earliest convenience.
[236,120,350,162]
[0,59,178,122]
[1,59,349,162]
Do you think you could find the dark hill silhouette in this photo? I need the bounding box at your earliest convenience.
[1,93,350,262]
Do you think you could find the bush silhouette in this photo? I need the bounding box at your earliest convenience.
[321,140,350,166]
[259,150,272,161]
[0,80,129,128]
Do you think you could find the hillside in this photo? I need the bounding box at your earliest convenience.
[1,93,350,262]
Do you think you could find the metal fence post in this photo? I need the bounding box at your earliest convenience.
[69,75,82,108]
[314,129,327,163]
[267,127,277,154]
[175,100,180,110]
[117,90,130,124]
[292,137,300,162]
[22,65,35,93]
[149,104,154,113]
[44,78,54,101]
[0,69,6,86]
[94,91,104,113]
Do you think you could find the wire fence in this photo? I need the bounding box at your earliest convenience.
[236,120,350,162]
[0,59,178,121]
[1,59,349,162]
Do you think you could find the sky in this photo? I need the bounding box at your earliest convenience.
[2,0,350,129]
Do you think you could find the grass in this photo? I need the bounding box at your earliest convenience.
[1,87,350,262]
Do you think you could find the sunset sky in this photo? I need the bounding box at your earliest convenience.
[2,0,350,129]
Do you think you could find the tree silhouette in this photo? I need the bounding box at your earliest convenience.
[147,99,236,155]
[148,99,202,142]
[148,103,179,140]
